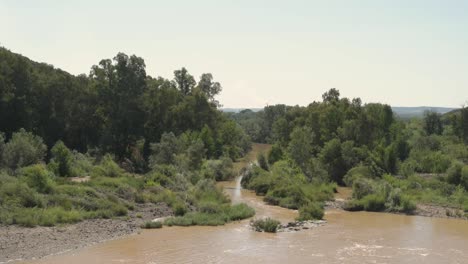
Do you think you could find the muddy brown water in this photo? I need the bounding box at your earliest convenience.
[19,174,468,264]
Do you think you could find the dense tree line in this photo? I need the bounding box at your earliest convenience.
[236,89,468,215]
[0,47,250,170]
[0,47,254,227]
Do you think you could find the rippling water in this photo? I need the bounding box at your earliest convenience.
[21,173,468,264]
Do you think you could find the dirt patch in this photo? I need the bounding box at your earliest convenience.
[69,176,90,183]
[0,203,172,263]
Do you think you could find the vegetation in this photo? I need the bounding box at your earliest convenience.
[0,48,254,227]
[251,218,281,233]
[231,89,468,216]
[2,46,468,229]
[141,221,163,229]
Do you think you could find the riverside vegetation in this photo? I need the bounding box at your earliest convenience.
[231,89,468,218]
[2,45,468,232]
[0,47,254,228]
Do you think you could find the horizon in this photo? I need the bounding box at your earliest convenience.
[1,0,467,108]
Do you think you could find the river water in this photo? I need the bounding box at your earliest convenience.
[23,160,468,263]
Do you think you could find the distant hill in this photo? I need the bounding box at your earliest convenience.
[392,106,457,119]
[221,108,262,113]
[223,106,457,118]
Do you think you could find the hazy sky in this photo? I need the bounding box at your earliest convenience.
[1,0,467,108]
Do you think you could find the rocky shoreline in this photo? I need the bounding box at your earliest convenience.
[0,203,172,263]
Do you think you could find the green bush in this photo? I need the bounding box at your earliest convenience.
[226,203,255,220]
[0,180,44,208]
[92,154,125,178]
[164,212,226,226]
[447,161,464,185]
[50,140,74,177]
[251,218,281,233]
[257,152,269,171]
[297,202,324,220]
[343,166,373,187]
[19,164,55,194]
[343,200,364,211]
[352,178,375,200]
[201,157,234,181]
[460,166,468,190]
[163,203,254,227]
[141,221,163,229]
[2,128,47,169]
[360,194,386,211]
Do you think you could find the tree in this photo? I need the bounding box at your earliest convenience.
[319,139,346,184]
[186,139,205,170]
[267,144,283,165]
[423,111,443,135]
[2,129,47,170]
[322,88,340,104]
[149,132,181,167]
[91,53,147,159]
[197,73,222,107]
[173,67,196,96]
[287,126,315,170]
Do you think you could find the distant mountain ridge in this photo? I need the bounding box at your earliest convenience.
[391,106,456,118]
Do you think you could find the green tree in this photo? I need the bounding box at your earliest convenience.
[423,111,443,135]
[287,126,315,170]
[173,67,196,96]
[149,132,181,167]
[319,139,346,184]
[197,73,222,107]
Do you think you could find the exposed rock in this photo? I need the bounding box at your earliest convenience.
[277,220,327,232]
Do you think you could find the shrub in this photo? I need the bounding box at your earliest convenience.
[447,161,464,185]
[164,212,226,226]
[2,128,47,169]
[343,200,364,211]
[92,154,125,178]
[343,166,373,187]
[257,152,269,171]
[50,140,73,177]
[226,203,255,220]
[141,221,163,229]
[202,157,234,181]
[0,181,44,208]
[297,202,324,220]
[19,164,55,194]
[352,178,375,200]
[460,166,468,190]
[251,218,281,233]
[360,194,386,211]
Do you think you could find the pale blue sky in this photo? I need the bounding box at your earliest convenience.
[1,0,467,107]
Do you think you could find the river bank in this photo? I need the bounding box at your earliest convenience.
[326,188,468,221]
[0,203,172,263]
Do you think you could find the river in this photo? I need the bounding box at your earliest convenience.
[21,147,468,264]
